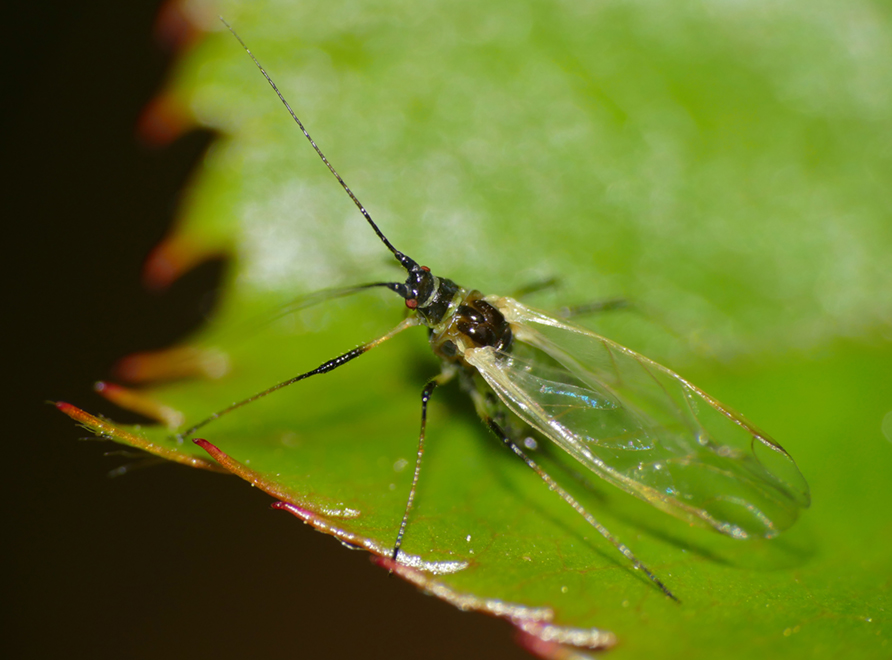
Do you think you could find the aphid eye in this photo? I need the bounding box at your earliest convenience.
[405,299,418,309]
[421,266,430,272]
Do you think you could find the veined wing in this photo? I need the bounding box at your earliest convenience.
[463,297,810,540]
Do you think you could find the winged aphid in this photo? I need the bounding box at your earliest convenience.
[181,20,811,601]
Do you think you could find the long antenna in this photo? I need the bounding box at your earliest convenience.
[220,18,407,263]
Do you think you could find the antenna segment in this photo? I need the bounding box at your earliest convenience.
[220,18,409,264]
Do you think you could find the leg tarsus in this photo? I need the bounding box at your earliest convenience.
[391,370,455,562]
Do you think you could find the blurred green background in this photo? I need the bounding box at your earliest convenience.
[9,0,891,658]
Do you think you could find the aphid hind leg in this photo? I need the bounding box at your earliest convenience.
[557,297,630,319]
[510,277,561,300]
[507,278,630,320]
[392,368,456,562]
[482,412,679,602]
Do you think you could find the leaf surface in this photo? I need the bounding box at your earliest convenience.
[61,1,892,656]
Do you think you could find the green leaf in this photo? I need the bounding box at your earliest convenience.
[60,1,892,657]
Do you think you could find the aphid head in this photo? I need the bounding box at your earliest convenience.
[382,251,462,328]
[388,252,436,310]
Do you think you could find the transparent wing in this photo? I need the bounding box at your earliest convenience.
[463,297,810,539]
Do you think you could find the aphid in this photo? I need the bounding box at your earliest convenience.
[184,20,811,601]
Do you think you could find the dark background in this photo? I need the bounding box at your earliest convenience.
[5,3,527,658]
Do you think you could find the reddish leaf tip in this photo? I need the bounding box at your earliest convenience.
[53,402,118,437]
[192,437,229,464]
[141,238,186,290]
[153,0,208,53]
[136,94,195,148]
[93,380,185,428]
[113,345,229,384]
[141,236,225,292]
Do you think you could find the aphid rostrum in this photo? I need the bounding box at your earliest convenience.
[183,21,811,601]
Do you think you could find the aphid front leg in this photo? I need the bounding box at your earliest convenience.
[475,391,679,602]
[178,317,418,441]
[391,367,457,562]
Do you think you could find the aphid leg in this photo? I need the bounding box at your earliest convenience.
[483,415,679,602]
[557,297,630,319]
[510,277,561,299]
[178,317,419,440]
[507,278,630,319]
[392,368,456,562]
[260,282,410,330]
[507,280,629,318]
